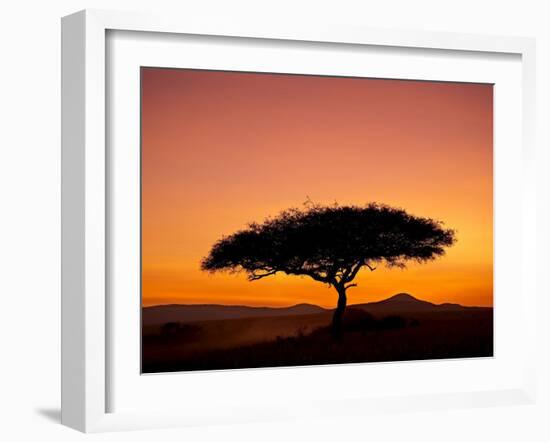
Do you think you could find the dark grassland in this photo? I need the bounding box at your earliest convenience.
[142,307,493,373]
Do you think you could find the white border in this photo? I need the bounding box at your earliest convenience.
[110,29,523,412]
[61,9,537,433]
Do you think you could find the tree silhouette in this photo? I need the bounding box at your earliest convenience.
[201,202,456,337]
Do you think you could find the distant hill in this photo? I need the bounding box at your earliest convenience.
[143,293,489,326]
[142,302,327,326]
[350,293,484,314]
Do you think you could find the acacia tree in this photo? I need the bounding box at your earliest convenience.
[201,203,456,337]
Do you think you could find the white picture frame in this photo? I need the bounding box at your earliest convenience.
[61,9,538,433]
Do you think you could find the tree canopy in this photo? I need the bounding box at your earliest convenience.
[201,202,456,290]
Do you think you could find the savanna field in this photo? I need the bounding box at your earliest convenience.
[142,294,493,373]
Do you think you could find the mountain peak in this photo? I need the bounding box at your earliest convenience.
[349,293,438,313]
[386,293,419,302]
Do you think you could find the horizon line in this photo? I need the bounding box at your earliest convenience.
[142,293,493,310]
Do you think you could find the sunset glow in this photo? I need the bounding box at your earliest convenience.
[141,68,493,308]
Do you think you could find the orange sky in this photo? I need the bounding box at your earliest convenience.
[141,68,493,308]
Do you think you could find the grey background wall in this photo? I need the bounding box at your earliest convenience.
[0,1,548,440]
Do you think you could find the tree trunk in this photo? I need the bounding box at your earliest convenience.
[331,285,347,338]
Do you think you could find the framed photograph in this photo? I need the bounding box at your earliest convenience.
[61,9,538,432]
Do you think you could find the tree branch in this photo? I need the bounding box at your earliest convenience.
[341,260,377,284]
[343,260,364,283]
[284,268,329,285]
[248,269,278,281]
[344,283,358,290]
